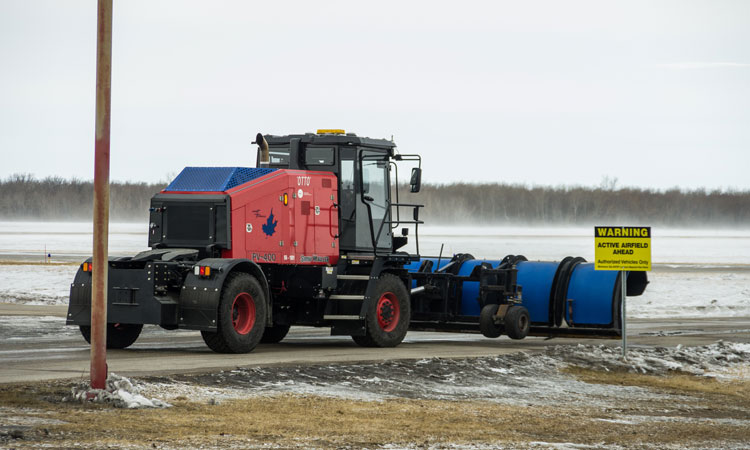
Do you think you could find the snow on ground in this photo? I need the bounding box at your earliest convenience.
[0,315,80,340]
[136,342,750,409]
[629,271,750,318]
[0,222,148,259]
[1,222,750,318]
[65,373,172,409]
[0,222,148,304]
[552,341,750,379]
[410,225,750,265]
[0,265,78,305]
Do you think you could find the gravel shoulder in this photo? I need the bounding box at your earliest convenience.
[1,342,749,449]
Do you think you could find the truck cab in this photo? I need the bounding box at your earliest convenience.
[250,130,425,347]
[259,130,422,255]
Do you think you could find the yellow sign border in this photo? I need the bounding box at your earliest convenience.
[594,226,651,271]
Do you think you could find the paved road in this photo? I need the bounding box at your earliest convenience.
[1,302,749,384]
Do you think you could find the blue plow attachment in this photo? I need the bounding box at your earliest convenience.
[405,254,648,338]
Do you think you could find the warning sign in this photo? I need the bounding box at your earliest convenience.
[594,226,651,271]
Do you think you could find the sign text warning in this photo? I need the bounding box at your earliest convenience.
[594,226,651,271]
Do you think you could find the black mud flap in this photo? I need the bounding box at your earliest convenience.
[67,265,93,325]
[178,258,270,331]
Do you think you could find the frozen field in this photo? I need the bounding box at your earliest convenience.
[0,222,748,319]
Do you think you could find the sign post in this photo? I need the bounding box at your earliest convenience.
[621,267,626,357]
[594,226,651,359]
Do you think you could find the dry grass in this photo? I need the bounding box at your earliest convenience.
[564,365,750,401]
[1,376,749,449]
[0,261,77,266]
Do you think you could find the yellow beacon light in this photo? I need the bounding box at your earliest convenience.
[317,129,345,135]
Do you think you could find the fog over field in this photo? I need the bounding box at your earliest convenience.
[2,175,749,227]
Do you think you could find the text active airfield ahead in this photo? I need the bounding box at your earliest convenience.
[595,226,651,271]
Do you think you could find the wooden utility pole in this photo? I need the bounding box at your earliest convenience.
[91,0,113,390]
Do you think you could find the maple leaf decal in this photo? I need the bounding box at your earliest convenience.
[262,208,278,237]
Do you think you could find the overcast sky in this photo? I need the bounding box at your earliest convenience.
[1,0,748,190]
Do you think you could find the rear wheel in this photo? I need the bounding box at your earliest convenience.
[505,306,530,340]
[201,272,267,353]
[479,304,504,338]
[260,324,291,344]
[79,323,143,349]
[352,274,410,348]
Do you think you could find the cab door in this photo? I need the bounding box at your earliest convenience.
[357,150,392,251]
[337,148,358,251]
[338,148,392,252]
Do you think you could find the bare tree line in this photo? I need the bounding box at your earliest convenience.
[1,174,748,226]
[397,182,750,227]
[0,174,164,221]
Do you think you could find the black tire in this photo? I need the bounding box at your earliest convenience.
[505,306,530,340]
[79,323,143,349]
[260,324,291,344]
[479,304,504,338]
[351,273,410,348]
[351,334,374,347]
[201,272,267,353]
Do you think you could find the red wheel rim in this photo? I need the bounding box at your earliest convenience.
[376,292,400,332]
[231,292,256,335]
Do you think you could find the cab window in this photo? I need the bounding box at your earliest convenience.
[305,147,335,166]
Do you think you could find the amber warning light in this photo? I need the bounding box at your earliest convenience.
[82,262,92,272]
[316,129,345,135]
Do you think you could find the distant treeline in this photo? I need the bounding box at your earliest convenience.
[400,183,750,226]
[1,174,748,226]
[0,174,165,222]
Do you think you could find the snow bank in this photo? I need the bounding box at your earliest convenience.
[64,373,171,409]
[550,341,750,378]
[148,341,748,407]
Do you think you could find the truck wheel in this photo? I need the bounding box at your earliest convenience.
[351,334,373,346]
[505,306,530,340]
[79,323,143,349]
[479,304,504,338]
[260,324,291,344]
[352,274,410,348]
[201,272,267,353]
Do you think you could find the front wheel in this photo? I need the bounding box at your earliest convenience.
[505,306,530,340]
[352,274,410,348]
[201,272,267,353]
[260,324,291,344]
[479,304,504,338]
[79,323,143,349]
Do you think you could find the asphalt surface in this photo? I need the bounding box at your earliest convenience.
[1,302,749,384]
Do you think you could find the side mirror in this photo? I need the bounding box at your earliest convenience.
[410,167,422,193]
